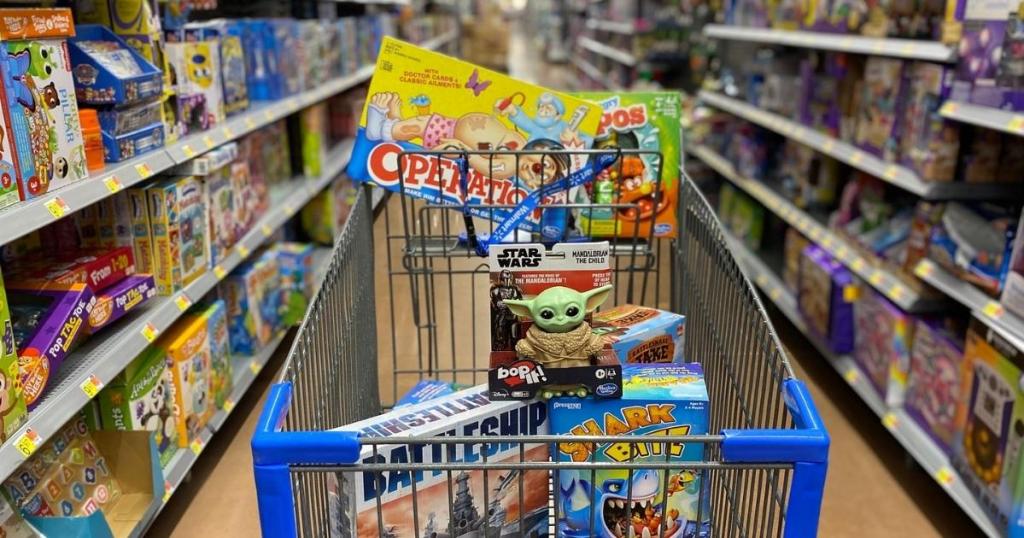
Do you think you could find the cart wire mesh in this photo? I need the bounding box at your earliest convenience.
[252,148,828,538]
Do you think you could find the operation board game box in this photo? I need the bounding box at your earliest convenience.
[571,92,682,239]
[346,37,603,234]
[593,305,686,364]
[330,384,551,538]
[550,364,711,538]
[487,242,621,400]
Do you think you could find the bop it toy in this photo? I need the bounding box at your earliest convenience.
[503,284,612,399]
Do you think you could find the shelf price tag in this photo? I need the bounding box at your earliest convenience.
[914,260,934,279]
[850,151,865,165]
[222,126,235,139]
[263,110,274,121]
[768,288,782,301]
[182,144,196,159]
[755,274,769,287]
[983,301,1005,319]
[882,412,899,431]
[14,428,40,458]
[141,322,159,343]
[190,438,204,455]
[213,265,227,279]
[260,224,273,237]
[80,375,104,399]
[103,176,123,193]
[174,293,192,312]
[844,368,859,384]
[249,360,262,374]
[237,244,251,258]
[245,117,257,129]
[836,246,849,259]
[883,166,899,181]
[135,162,153,179]
[44,197,69,219]
[202,135,216,149]
[934,466,955,488]
[223,399,235,413]
[162,480,173,503]
[940,102,958,116]
[284,203,296,217]
[1008,116,1024,134]
[851,258,867,272]
[890,285,907,302]
[869,272,885,287]
[822,139,836,153]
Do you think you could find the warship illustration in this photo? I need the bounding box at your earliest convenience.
[424,470,548,537]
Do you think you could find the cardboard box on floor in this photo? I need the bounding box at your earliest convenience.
[25,431,162,538]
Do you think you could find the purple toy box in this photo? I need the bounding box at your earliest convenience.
[798,244,855,353]
[86,274,157,334]
[853,287,915,406]
[952,0,1024,111]
[903,318,966,456]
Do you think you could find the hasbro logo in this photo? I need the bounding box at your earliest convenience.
[541,226,562,239]
[654,223,672,235]
[596,383,618,396]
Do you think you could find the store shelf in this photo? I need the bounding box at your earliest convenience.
[726,234,1001,538]
[0,30,455,248]
[570,54,621,90]
[689,144,945,312]
[699,90,1024,201]
[578,36,637,66]
[586,18,634,34]
[939,100,1024,137]
[914,258,1024,351]
[703,24,957,62]
[0,140,354,483]
[130,332,289,538]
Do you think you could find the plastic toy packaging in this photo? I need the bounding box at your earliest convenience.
[550,364,711,538]
[953,318,1024,535]
[96,346,178,467]
[346,37,603,236]
[904,318,965,456]
[798,244,855,353]
[926,202,1016,296]
[2,416,122,518]
[852,287,915,406]
[571,92,682,239]
[0,8,88,205]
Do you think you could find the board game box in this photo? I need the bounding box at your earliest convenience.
[330,384,551,538]
[571,92,682,239]
[550,364,711,538]
[346,37,603,234]
[592,305,686,364]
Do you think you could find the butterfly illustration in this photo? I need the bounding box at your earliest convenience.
[6,50,35,111]
[464,68,491,96]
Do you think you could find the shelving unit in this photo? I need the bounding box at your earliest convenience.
[699,90,1024,201]
[0,30,456,248]
[703,24,957,62]
[939,100,1024,137]
[578,36,637,66]
[688,144,945,313]
[585,18,634,34]
[0,140,355,482]
[724,232,1001,538]
[570,54,620,90]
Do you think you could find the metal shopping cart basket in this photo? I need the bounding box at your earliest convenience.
[251,148,829,538]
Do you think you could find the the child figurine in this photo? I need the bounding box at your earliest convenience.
[503,284,612,397]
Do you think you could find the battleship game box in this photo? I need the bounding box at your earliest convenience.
[331,384,551,537]
[550,364,711,538]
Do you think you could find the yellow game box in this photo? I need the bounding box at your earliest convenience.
[346,37,603,233]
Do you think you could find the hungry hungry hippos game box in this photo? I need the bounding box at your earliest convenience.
[550,364,711,538]
[330,384,551,538]
[346,37,603,233]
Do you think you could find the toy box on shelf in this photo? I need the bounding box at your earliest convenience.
[301,178,354,246]
[719,183,765,250]
[180,144,237,266]
[927,202,1017,297]
[550,363,712,538]
[852,286,915,406]
[164,26,224,136]
[953,318,1024,535]
[96,346,179,467]
[294,102,327,179]
[951,0,1024,111]
[157,314,213,448]
[74,0,169,87]
[487,242,622,401]
[903,317,966,456]
[854,57,906,159]
[87,274,156,334]
[146,176,208,295]
[68,25,163,107]
[200,300,232,411]
[898,62,960,182]
[126,188,155,275]
[8,282,95,409]
[333,385,550,538]
[0,8,88,203]
[798,244,855,354]
[592,305,686,364]
[190,19,248,116]
[783,227,811,293]
[0,267,27,444]
[271,242,314,327]
[218,251,281,356]
[571,92,682,239]
[1001,213,1024,319]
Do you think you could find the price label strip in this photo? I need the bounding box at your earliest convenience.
[261,224,273,237]
[223,399,235,413]
[914,260,934,279]
[934,466,955,488]
[141,322,159,343]
[214,265,227,279]
[222,126,235,139]
[103,176,123,193]
[882,412,898,431]
[250,360,262,374]
[203,135,216,149]
[983,301,1005,319]
[175,293,193,312]
[44,197,69,219]
[844,368,859,384]
[135,162,153,179]
[182,144,196,159]
[190,438,204,455]
[81,374,104,399]
[163,480,174,504]
[245,117,257,129]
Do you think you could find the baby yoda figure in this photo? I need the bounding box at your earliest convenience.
[503,284,613,399]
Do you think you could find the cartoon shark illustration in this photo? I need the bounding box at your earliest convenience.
[558,470,710,538]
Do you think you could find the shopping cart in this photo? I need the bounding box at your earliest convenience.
[252,148,829,538]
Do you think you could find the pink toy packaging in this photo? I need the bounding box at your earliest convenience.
[852,286,915,406]
[903,318,966,455]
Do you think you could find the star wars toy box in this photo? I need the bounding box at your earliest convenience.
[571,92,681,239]
[330,384,551,538]
[0,8,88,202]
[346,37,603,235]
[549,364,711,538]
[487,242,622,400]
[96,345,179,467]
[952,318,1024,536]
[592,305,686,365]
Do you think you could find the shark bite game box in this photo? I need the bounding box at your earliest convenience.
[330,385,550,538]
[487,242,622,400]
[550,364,711,538]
